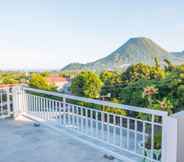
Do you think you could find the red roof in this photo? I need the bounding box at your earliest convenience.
[46,76,68,84]
[0,84,17,88]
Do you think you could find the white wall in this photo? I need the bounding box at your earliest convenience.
[171,111,184,162]
[162,116,177,162]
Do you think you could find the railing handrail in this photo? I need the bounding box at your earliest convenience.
[23,87,168,117]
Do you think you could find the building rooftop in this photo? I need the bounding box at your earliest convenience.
[46,76,69,84]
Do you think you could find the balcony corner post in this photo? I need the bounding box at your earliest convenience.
[12,86,19,118]
[161,115,177,162]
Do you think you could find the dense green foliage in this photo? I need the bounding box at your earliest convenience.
[122,63,165,82]
[71,60,184,114]
[29,73,56,91]
[71,71,102,98]
[100,71,122,98]
[0,72,28,84]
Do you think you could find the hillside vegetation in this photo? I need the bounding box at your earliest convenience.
[71,59,184,114]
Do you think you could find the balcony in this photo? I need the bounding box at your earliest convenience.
[0,86,178,162]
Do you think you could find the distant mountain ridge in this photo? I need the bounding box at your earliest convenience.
[62,37,184,72]
[172,51,184,58]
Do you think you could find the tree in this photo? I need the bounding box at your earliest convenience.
[40,71,49,77]
[100,71,122,98]
[71,71,102,98]
[29,73,56,91]
[120,79,157,107]
[2,77,18,84]
[154,57,160,69]
[100,71,121,85]
[122,63,165,82]
[164,59,175,72]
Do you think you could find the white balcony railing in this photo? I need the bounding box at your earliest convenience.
[11,86,177,162]
[0,87,12,119]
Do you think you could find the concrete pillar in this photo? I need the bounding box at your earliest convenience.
[162,116,177,162]
[171,111,184,162]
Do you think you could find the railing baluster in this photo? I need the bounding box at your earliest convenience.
[57,101,59,122]
[6,89,10,116]
[52,100,54,120]
[33,95,35,114]
[56,101,59,126]
[134,119,137,152]
[0,91,2,115]
[41,97,43,119]
[35,96,37,116]
[58,101,61,125]
[52,99,54,120]
[70,105,72,126]
[85,108,88,134]
[127,118,130,149]
[44,98,47,120]
[120,117,123,147]
[26,95,29,112]
[25,91,27,113]
[36,96,38,117]
[69,104,71,126]
[20,89,24,113]
[42,97,45,120]
[107,113,110,143]
[31,95,33,112]
[101,111,104,140]
[39,97,42,119]
[29,95,31,112]
[95,110,98,137]
[49,99,52,120]
[72,105,75,129]
[81,107,84,133]
[35,96,37,114]
[55,101,57,121]
[63,98,66,126]
[50,100,53,120]
[53,100,55,120]
[42,97,44,120]
[33,95,35,113]
[76,106,79,131]
[37,96,39,117]
[90,109,93,136]
[31,95,33,113]
[38,96,40,118]
[113,114,116,145]
[52,100,55,120]
[151,115,155,160]
[59,101,62,127]
[143,121,146,156]
[46,98,49,120]
[31,95,34,113]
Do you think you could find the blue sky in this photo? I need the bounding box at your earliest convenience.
[0,0,183,70]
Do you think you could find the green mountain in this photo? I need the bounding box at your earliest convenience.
[62,37,184,72]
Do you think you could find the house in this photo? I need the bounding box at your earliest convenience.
[0,84,18,88]
[46,76,71,92]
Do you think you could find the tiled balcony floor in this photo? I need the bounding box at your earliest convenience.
[0,117,117,162]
